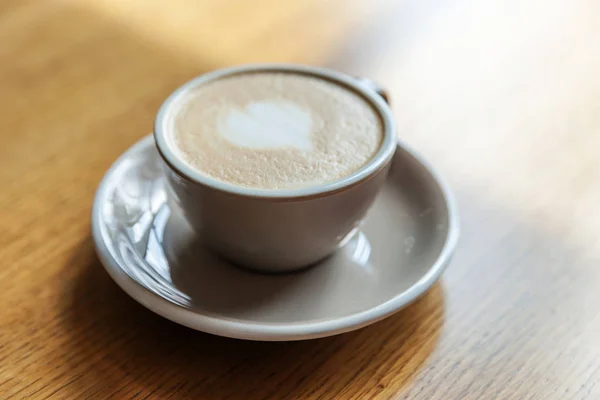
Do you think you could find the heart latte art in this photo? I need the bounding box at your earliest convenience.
[168,72,383,190]
[219,101,313,151]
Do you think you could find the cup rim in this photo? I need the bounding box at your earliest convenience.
[153,64,397,199]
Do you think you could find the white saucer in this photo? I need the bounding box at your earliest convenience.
[92,135,459,341]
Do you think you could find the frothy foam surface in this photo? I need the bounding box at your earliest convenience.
[168,72,383,189]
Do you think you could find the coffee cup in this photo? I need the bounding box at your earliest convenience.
[154,64,396,272]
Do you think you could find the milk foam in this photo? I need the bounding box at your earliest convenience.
[170,72,383,189]
[219,101,313,150]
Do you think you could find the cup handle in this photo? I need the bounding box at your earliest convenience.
[355,77,390,104]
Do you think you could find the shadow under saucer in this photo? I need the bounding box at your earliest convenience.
[61,237,446,398]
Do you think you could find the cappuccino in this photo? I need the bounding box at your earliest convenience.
[167,71,383,190]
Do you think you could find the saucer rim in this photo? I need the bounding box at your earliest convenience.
[91,135,459,341]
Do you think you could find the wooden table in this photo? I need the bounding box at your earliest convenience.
[2,0,600,398]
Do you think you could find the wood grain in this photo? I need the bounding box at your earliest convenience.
[1,0,600,398]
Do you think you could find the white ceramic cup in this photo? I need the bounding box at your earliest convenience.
[154,64,397,272]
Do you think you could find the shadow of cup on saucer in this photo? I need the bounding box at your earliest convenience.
[59,238,444,399]
[163,210,302,314]
[163,209,384,321]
